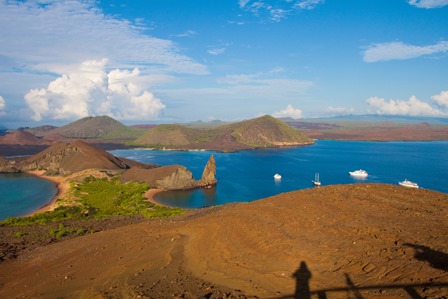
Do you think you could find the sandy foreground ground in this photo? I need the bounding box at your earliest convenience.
[1,183,448,298]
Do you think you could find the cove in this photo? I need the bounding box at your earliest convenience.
[0,173,57,221]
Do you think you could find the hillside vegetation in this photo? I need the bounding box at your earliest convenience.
[135,115,313,151]
[228,115,312,147]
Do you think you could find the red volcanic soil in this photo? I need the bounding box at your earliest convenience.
[0,183,447,298]
[0,130,48,145]
[291,122,448,141]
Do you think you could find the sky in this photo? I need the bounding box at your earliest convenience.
[0,0,448,127]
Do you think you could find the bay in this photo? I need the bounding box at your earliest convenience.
[110,140,448,208]
[0,173,57,221]
[0,140,446,220]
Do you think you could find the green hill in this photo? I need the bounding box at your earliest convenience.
[135,115,313,151]
[136,124,219,148]
[228,115,312,147]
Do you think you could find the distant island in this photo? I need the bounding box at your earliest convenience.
[1,114,448,157]
[0,115,314,156]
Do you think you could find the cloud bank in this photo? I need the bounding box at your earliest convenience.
[408,0,448,8]
[0,0,207,74]
[24,59,166,121]
[273,104,303,119]
[363,41,448,62]
[366,94,446,116]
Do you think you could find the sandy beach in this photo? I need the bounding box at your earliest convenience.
[26,170,70,215]
[144,188,166,206]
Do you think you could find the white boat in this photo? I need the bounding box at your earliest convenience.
[399,179,419,189]
[273,173,282,180]
[312,173,321,186]
[349,169,368,178]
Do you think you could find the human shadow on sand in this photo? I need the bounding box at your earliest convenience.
[404,243,448,272]
[271,260,448,299]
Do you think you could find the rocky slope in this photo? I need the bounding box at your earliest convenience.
[0,184,446,298]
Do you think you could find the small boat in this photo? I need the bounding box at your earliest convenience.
[273,173,282,180]
[312,173,321,186]
[349,169,368,178]
[399,179,419,189]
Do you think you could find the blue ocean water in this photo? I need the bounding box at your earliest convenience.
[0,173,57,221]
[110,140,448,208]
[0,141,446,219]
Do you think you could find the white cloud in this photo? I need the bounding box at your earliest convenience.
[273,104,303,119]
[431,90,448,108]
[238,0,324,22]
[366,95,445,116]
[0,96,5,114]
[294,0,326,10]
[208,48,226,55]
[0,0,207,74]
[24,59,166,121]
[363,41,448,62]
[408,0,448,8]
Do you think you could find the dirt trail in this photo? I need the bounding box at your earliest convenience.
[1,183,447,298]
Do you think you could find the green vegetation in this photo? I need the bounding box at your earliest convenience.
[135,124,216,147]
[229,115,313,147]
[135,115,313,150]
[1,176,184,227]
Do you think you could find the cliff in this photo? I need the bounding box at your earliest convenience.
[120,155,217,190]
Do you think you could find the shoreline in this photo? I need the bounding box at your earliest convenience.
[144,188,170,207]
[26,170,69,216]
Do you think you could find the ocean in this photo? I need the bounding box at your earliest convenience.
[0,140,446,219]
[110,140,448,208]
[0,173,57,221]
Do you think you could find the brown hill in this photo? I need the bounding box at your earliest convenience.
[0,130,48,145]
[0,184,446,298]
[26,115,145,139]
[0,140,136,175]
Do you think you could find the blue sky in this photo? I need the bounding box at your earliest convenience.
[0,0,448,127]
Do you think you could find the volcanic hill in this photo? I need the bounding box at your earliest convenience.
[136,115,314,151]
[26,115,145,139]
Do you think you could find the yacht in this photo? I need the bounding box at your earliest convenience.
[273,173,282,180]
[399,179,419,189]
[349,169,368,178]
[312,173,321,186]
